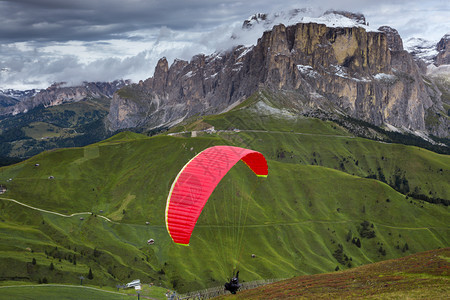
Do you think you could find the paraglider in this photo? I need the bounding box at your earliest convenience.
[224,270,240,294]
[165,145,268,246]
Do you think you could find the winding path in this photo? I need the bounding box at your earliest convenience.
[1,197,447,231]
[0,197,116,224]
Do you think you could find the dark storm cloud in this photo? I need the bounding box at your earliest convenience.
[0,0,277,43]
[2,0,447,43]
[0,0,134,42]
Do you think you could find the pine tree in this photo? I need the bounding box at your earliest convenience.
[49,262,54,271]
[87,267,94,280]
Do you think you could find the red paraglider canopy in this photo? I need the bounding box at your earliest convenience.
[165,146,268,245]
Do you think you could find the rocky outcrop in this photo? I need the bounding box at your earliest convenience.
[378,26,403,51]
[108,17,447,138]
[436,34,450,66]
[108,46,261,130]
[243,13,268,29]
[0,80,129,117]
[326,10,367,25]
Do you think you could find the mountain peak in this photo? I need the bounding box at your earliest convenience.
[241,8,374,35]
[242,13,268,29]
[404,37,438,65]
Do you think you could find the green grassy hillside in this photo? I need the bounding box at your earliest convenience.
[0,93,448,294]
[173,92,449,202]
[0,283,168,300]
[0,285,130,300]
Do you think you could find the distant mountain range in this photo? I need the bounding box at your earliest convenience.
[0,80,129,116]
[0,80,130,163]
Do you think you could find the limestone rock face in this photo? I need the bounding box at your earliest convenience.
[107,19,447,138]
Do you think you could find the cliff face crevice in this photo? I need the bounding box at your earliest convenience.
[107,21,447,138]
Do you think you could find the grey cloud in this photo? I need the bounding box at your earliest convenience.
[0,46,154,89]
[0,0,256,43]
[3,0,82,9]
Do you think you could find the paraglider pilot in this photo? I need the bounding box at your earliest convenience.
[224,271,240,294]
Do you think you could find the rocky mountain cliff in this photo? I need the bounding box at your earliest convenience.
[0,80,129,118]
[108,12,448,138]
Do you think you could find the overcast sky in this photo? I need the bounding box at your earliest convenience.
[0,0,449,90]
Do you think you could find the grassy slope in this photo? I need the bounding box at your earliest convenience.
[0,93,448,294]
[216,247,449,299]
[0,283,168,300]
[195,91,449,201]
[0,285,130,300]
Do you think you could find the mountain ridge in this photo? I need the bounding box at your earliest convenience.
[107,15,448,139]
[0,80,130,118]
[0,10,448,162]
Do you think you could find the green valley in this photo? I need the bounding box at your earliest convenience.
[0,96,112,162]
